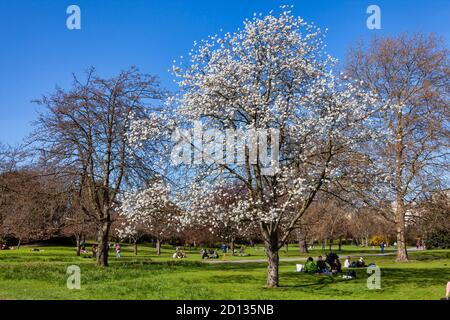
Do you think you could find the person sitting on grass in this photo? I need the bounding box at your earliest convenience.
[174,247,187,259]
[91,244,97,259]
[331,258,342,274]
[357,257,365,267]
[344,256,351,268]
[304,257,317,274]
[211,250,219,259]
[180,250,187,258]
[316,256,328,273]
[201,249,209,260]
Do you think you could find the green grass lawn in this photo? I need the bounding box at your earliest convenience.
[0,243,449,300]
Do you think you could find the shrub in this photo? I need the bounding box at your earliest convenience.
[424,230,450,249]
[369,235,386,246]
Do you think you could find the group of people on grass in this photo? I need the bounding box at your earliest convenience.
[172,247,187,259]
[200,245,249,259]
[201,248,219,260]
[344,256,366,268]
[301,253,368,276]
[77,243,121,258]
[303,254,341,275]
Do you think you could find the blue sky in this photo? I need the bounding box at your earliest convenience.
[0,0,449,145]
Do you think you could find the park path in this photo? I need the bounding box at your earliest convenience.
[204,248,421,264]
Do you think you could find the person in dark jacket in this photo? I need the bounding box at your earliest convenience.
[316,256,328,273]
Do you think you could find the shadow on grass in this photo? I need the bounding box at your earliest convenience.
[380,267,450,288]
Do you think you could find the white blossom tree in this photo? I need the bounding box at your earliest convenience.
[172,8,383,287]
[119,181,177,256]
[116,218,148,256]
[179,182,257,255]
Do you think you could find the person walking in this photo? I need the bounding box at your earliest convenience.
[115,243,121,258]
[380,242,385,253]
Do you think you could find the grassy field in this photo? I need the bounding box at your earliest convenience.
[0,243,449,300]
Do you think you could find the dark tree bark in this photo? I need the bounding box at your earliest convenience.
[230,238,235,256]
[302,240,309,253]
[133,239,138,256]
[96,219,111,267]
[156,238,161,256]
[75,234,81,256]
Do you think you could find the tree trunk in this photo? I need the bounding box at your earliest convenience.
[303,240,309,253]
[321,240,325,250]
[75,235,81,257]
[96,219,111,267]
[395,202,409,262]
[230,238,235,256]
[338,238,342,252]
[328,239,333,251]
[156,238,161,256]
[134,240,138,256]
[264,233,279,288]
[394,110,409,262]
[17,239,21,250]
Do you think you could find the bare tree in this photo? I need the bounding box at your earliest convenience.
[413,189,450,241]
[61,191,96,256]
[31,67,165,266]
[0,168,68,247]
[345,33,450,261]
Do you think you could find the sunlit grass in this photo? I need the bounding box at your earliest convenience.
[0,244,448,300]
